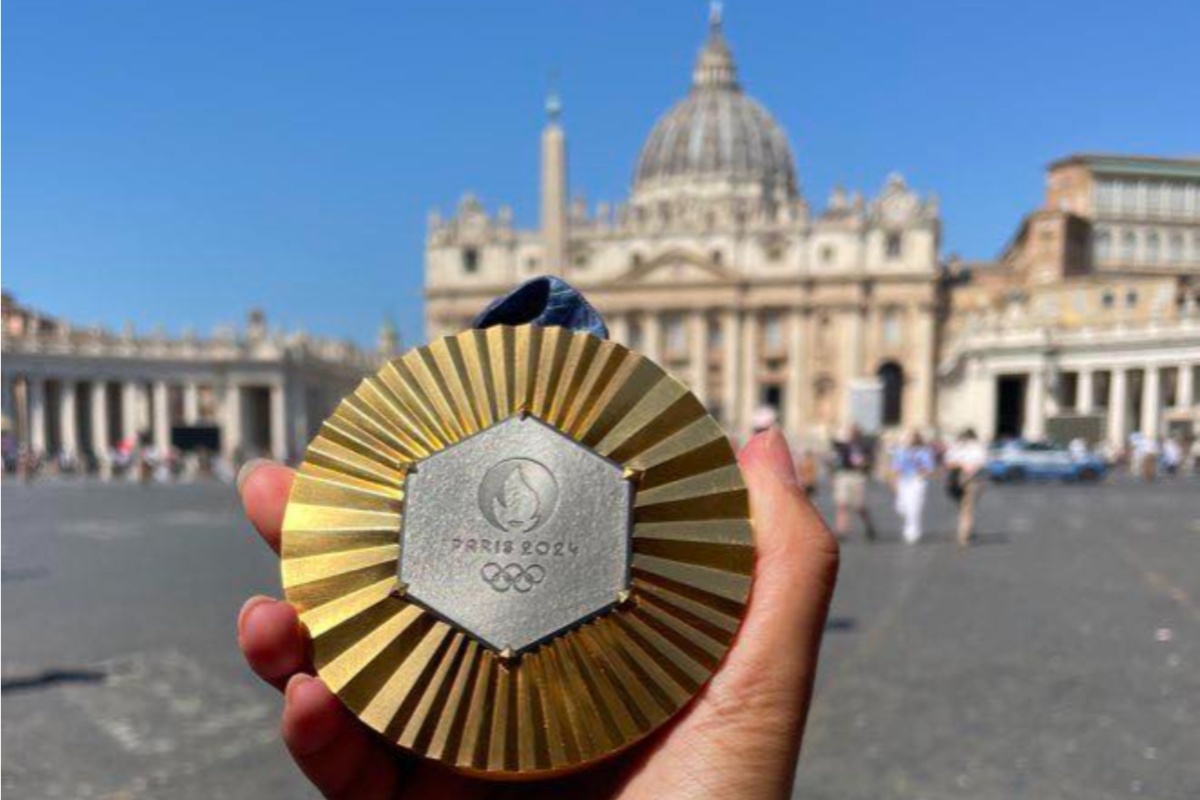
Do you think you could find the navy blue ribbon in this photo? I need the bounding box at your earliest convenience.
[471,276,608,340]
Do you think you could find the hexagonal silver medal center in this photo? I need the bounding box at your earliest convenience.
[399,414,632,655]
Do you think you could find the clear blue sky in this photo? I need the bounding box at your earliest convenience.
[6,0,1198,346]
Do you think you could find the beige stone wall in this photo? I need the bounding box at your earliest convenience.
[426,168,943,443]
[1045,162,1094,217]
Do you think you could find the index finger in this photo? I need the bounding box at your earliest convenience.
[237,460,295,555]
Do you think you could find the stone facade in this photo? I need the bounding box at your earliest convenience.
[425,10,942,444]
[939,155,1200,445]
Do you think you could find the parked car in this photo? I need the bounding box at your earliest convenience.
[987,440,1109,483]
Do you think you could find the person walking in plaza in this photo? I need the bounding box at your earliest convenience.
[1162,436,1183,477]
[831,425,877,541]
[891,431,935,544]
[945,428,988,546]
[1131,432,1159,481]
[797,447,820,498]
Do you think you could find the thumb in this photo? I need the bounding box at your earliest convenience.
[584,428,840,800]
[736,427,840,675]
[695,427,839,784]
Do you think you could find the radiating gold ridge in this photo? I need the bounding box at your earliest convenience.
[281,324,754,778]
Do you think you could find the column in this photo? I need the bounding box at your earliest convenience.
[784,309,807,436]
[839,306,864,432]
[122,382,140,442]
[290,382,311,459]
[969,359,996,442]
[222,381,243,458]
[183,382,201,424]
[28,377,47,454]
[270,382,288,462]
[91,381,110,456]
[843,306,864,385]
[806,310,821,426]
[910,306,936,428]
[1,374,13,426]
[60,380,79,456]
[1108,368,1128,446]
[1177,363,1194,409]
[643,313,663,364]
[153,380,171,451]
[688,311,708,408]
[862,300,880,376]
[721,308,741,432]
[739,310,759,434]
[1045,364,1062,417]
[608,314,627,347]
[1077,370,1095,414]
[1025,367,1047,440]
[1141,366,1161,438]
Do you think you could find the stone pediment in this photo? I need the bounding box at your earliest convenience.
[617,248,738,285]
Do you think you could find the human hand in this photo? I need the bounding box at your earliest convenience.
[236,427,839,799]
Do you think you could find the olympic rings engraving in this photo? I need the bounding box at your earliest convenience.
[480,562,547,593]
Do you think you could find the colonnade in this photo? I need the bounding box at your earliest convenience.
[602,303,935,441]
[1023,362,1197,443]
[1,373,290,464]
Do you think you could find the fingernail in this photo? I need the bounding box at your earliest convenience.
[237,595,275,635]
[285,672,314,701]
[741,427,798,486]
[236,458,270,496]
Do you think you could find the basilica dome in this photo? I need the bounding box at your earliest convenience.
[633,10,798,201]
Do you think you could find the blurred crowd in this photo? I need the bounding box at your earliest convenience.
[5,413,1196,549]
[1,433,241,485]
[744,408,1199,548]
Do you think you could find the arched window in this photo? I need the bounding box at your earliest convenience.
[1121,231,1137,262]
[762,311,784,352]
[877,361,904,427]
[627,319,644,350]
[1169,233,1184,263]
[1095,229,1112,261]
[882,307,902,347]
[885,232,903,259]
[814,375,836,425]
[663,313,686,358]
[816,313,833,351]
[1146,232,1161,263]
[461,247,479,273]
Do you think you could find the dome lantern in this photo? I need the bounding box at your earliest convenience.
[692,2,738,90]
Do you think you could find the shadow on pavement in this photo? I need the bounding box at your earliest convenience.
[2,667,107,695]
[825,616,857,633]
[841,530,1011,546]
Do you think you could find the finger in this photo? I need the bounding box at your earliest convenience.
[282,674,405,800]
[238,596,311,690]
[237,459,294,554]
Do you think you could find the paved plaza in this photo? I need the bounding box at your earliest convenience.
[3,475,1199,799]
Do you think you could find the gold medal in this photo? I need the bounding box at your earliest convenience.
[281,324,754,778]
